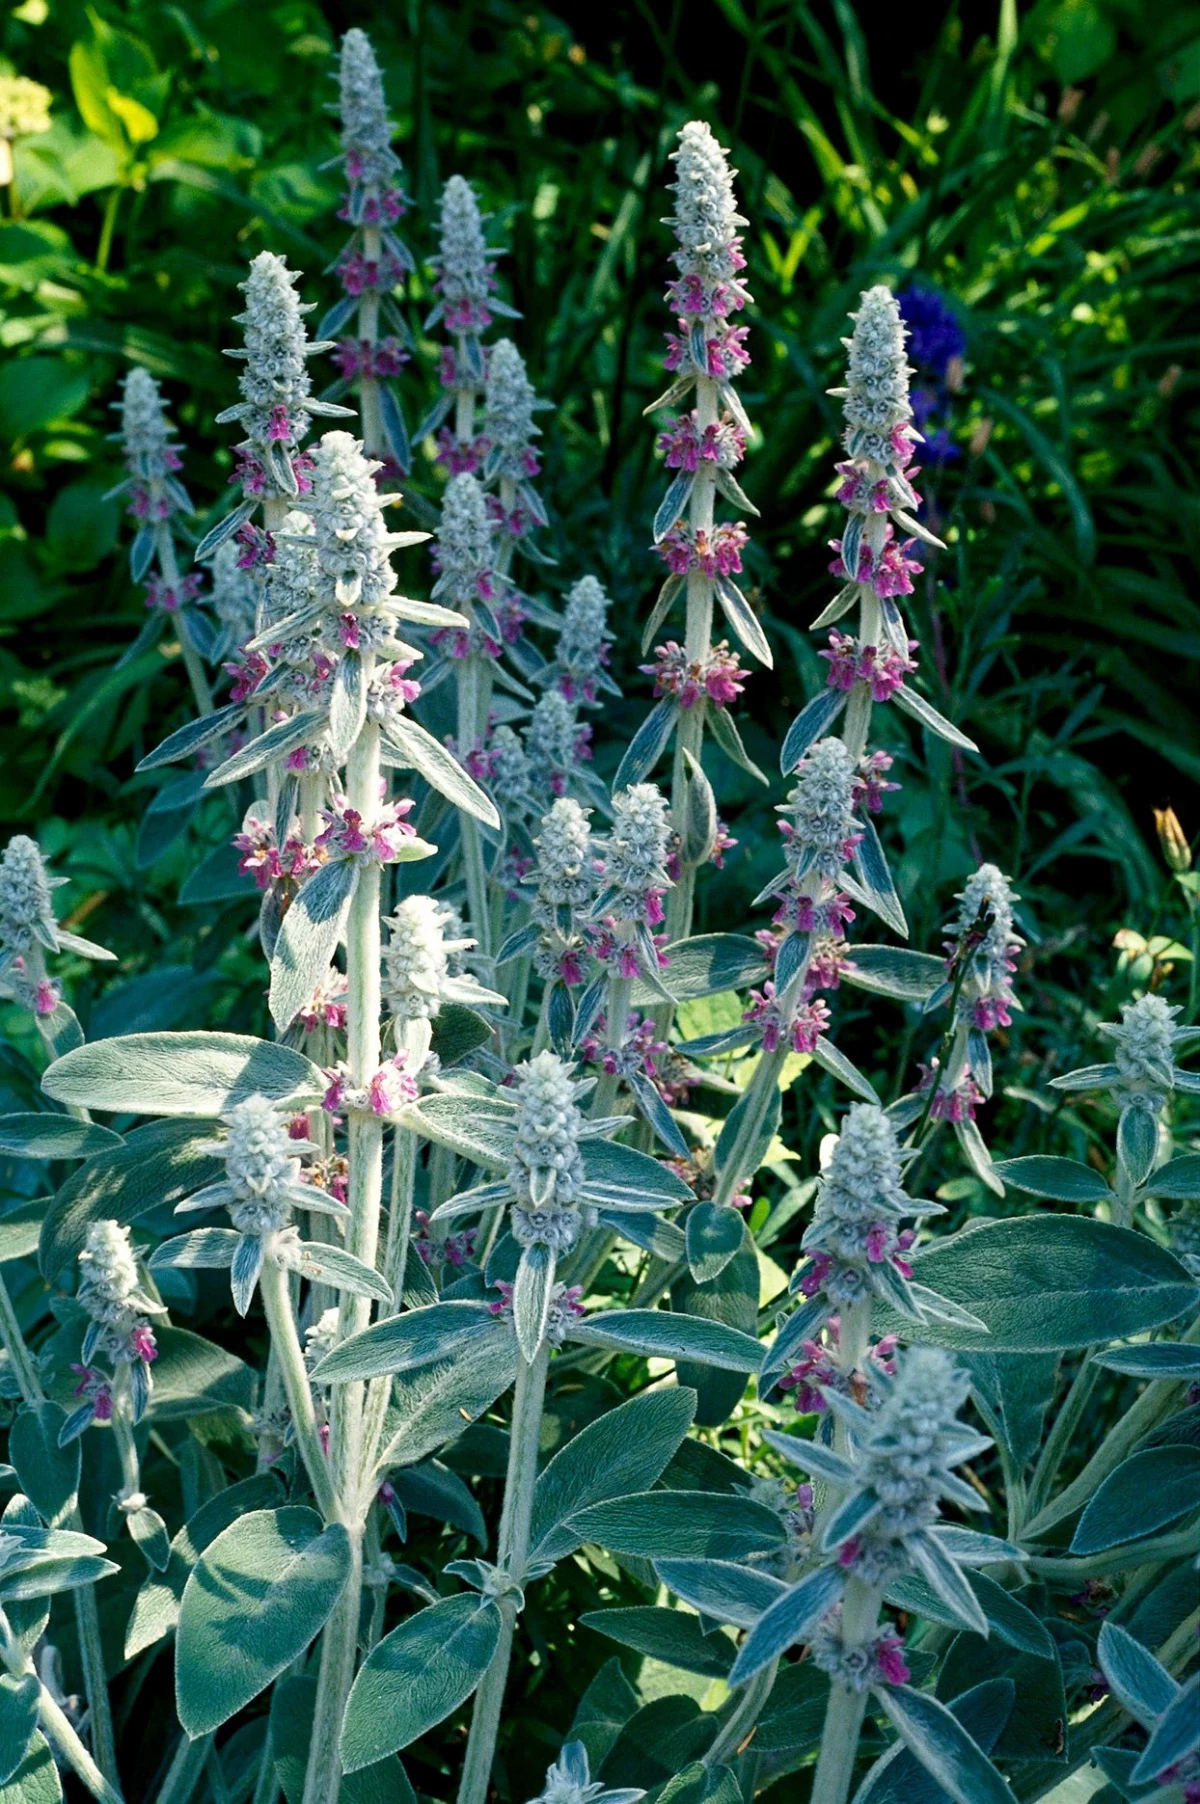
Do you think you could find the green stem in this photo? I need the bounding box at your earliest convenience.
[299,1529,364,1804]
[96,185,121,274]
[259,1260,338,1522]
[358,225,384,460]
[704,1657,779,1767]
[456,659,492,957]
[1026,1524,1199,1582]
[456,1343,550,1804]
[158,529,214,718]
[809,1577,880,1804]
[713,1045,786,1207]
[1020,1356,1097,1530]
[154,1734,213,1804]
[38,1680,125,1804]
[0,1269,43,1404]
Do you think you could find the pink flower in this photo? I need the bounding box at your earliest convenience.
[873,1632,910,1687]
[366,1056,419,1117]
[34,979,58,1017]
[130,1325,158,1364]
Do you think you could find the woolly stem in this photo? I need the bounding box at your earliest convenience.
[665,371,719,947]
[704,1657,779,1767]
[158,529,214,718]
[360,1125,418,1484]
[0,1270,42,1404]
[456,658,492,956]
[37,1680,125,1804]
[591,972,632,1118]
[809,1577,880,1804]
[299,1528,363,1804]
[259,1260,338,1523]
[358,225,384,459]
[153,1733,212,1804]
[712,1044,786,1207]
[456,1341,550,1804]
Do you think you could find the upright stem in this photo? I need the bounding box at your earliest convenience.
[665,371,719,948]
[457,1343,550,1804]
[158,530,214,718]
[809,1577,880,1804]
[154,1734,213,1804]
[0,1273,118,1786]
[358,225,384,459]
[259,1260,338,1524]
[713,1045,786,1206]
[457,658,492,957]
[300,1530,364,1804]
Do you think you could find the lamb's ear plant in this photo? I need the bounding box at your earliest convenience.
[1,71,1198,1804]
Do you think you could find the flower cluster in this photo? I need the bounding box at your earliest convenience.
[383,895,503,1052]
[643,640,745,709]
[415,1210,477,1273]
[71,1220,164,1430]
[943,862,1023,1036]
[743,984,830,1055]
[528,798,601,987]
[233,815,322,892]
[526,690,593,798]
[0,73,51,142]
[0,834,113,1019]
[820,630,917,702]
[657,413,745,472]
[217,252,349,504]
[540,575,617,707]
[778,738,864,884]
[482,338,547,496]
[323,1053,419,1119]
[522,1740,643,1804]
[896,285,965,468]
[114,367,190,527]
[316,795,421,864]
[799,1103,937,1312]
[778,1314,898,1414]
[430,471,499,621]
[598,784,673,928]
[507,1053,588,1252]
[657,521,747,578]
[810,1613,911,1691]
[489,1278,586,1347]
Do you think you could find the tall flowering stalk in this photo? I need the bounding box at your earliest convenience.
[323,28,413,472]
[110,367,215,714]
[423,174,517,467]
[638,122,764,946]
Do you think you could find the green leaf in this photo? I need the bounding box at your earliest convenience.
[340,1593,502,1770]
[685,1202,745,1283]
[268,859,358,1032]
[1071,1446,1200,1554]
[855,1680,1015,1804]
[0,1202,43,1265]
[528,1388,696,1568]
[728,1563,846,1683]
[386,716,500,827]
[572,1309,762,1373]
[871,1217,1197,1352]
[378,1341,521,1473]
[402,1094,516,1166]
[147,1327,254,1420]
[582,1606,734,1677]
[1145,1154,1200,1201]
[271,1676,417,1804]
[1096,1621,1177,1729]
[311,1302,504,1384]
[842,945,946,1003]
[42,1032,325,1118]
[564,1490,786,1562]
[964,1353,1059,1472]
[632,934,768,1007]
[875,1683,1016,1804]
[581,1137,694,1202]
[0,1115,122,1160]
[991,1157,1112,1203]
[1132,1670,1200,1786]
[0,1733,60,1804]
[0,1676,39,1788]
[889,1569,1053,1657]
[39,1120,223,1279]
[655,1557,787,1629]
[9,1405,79,1528]
[125,1474,283,1661]
[672,1233,759,1428]
[176,1507,352,1736]
[1091,1343,1200,1380]
[0,356,89,441]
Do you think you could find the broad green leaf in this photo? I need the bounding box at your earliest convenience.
[965,1352,1059,1472]
[0,1115,122,1160]
[1071,1446,1200,1554]
[842,944,945,1003]
[9,1404,79,1528]
[685,1202,745,1283]
[311,1302,504,1384]
[0,1202,43,1265]
[271,1676,417,1804]
[378,1341,522,1473]
[125,1474,283,1661]
[0,1733,60,1804]
[580,1607,734,1678]
[1132,1670,1200,1785]
[754,1661,829,1754]
[269,859,358,1031]
[655,1557,787,1629]
[872,1217,1197,1352]
[581,1138,694,1202]
[855,1680,1015,1804]
[672,1234,759,1427]
[1096,1622,1176,1729]
[42,1032,325,1118]
[1092,1343,1200,1380]
[146,1327,254,1420]
[889,1570,1053,1657]
[39,1118,223,1279]
[176,1507,352,1735]
[875,1683,1016,1804]
[728,1563,846,1682]
[991,1157,1112,1203]
[340,1593,502,1770]
[402,1094,516,1166]
[632,934,768,1006]
[528,1388,696,1568]
[571,1309,762,1373]
[565,1490,786,1562]
[1146,1154,1200,1200]
[0,1676,38,1788]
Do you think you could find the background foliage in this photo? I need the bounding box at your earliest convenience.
[1,0,1199,1797]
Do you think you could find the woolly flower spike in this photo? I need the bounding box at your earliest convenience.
[534,800,599,917]
[308,432,405,629]
[508,1052,588,1252]
[1053,992,1200,1118]
[780,738,862,883]
[432,471,496,607]
[430,175,496,339]
[527,690,590,799]
[938,862,1023,1035]
[603,784,673,921]
[545,575,617,707]
[0,835,114,1019]
[839,285,913,447]
[383,895,504,1033]
[800,1102,940,1312]
[74,1220,164,1427]
[207,1096,308,1233]
[208,538,260,657]
[338,28,396,188]
[483,338,547,482]
[819,1347,990,1585]
[218,252,349,505]
[668,121,748,291]
[119,367,180,477]
[523,1739,645,1804]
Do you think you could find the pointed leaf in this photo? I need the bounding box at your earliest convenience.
[269,859,358,1031]
[387,716,499,827]
[42,1033,324,1118]
[874,1684,1015,1804]
[340,1594,501,1770]
[727,1563,846,1683]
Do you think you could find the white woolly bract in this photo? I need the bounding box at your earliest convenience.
[209,540,260,648]
[304,1306,341,1372]
[534,799,598,912]
[507,1052,586,1227]
[484,339,542,454]
[79,1219,140,1313]
[435,175,491,306]
[815,1103,910,1227]
[527,691,581,787]
[230,252,318,445]
[308,432,400,619]
[119,367,177,472]
[338,28,396,184]
[434,473,494,599]
[782,737,860,880]
[0,834,55,951]
[840,285,913,437]
[668,121,746,279]
[1104,993,1180,1099]
[383,896,473,1022]
[209,1095,300,1232]
[558,576,613,673]
[607,784,672,905]
[848,1346,982,1539]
